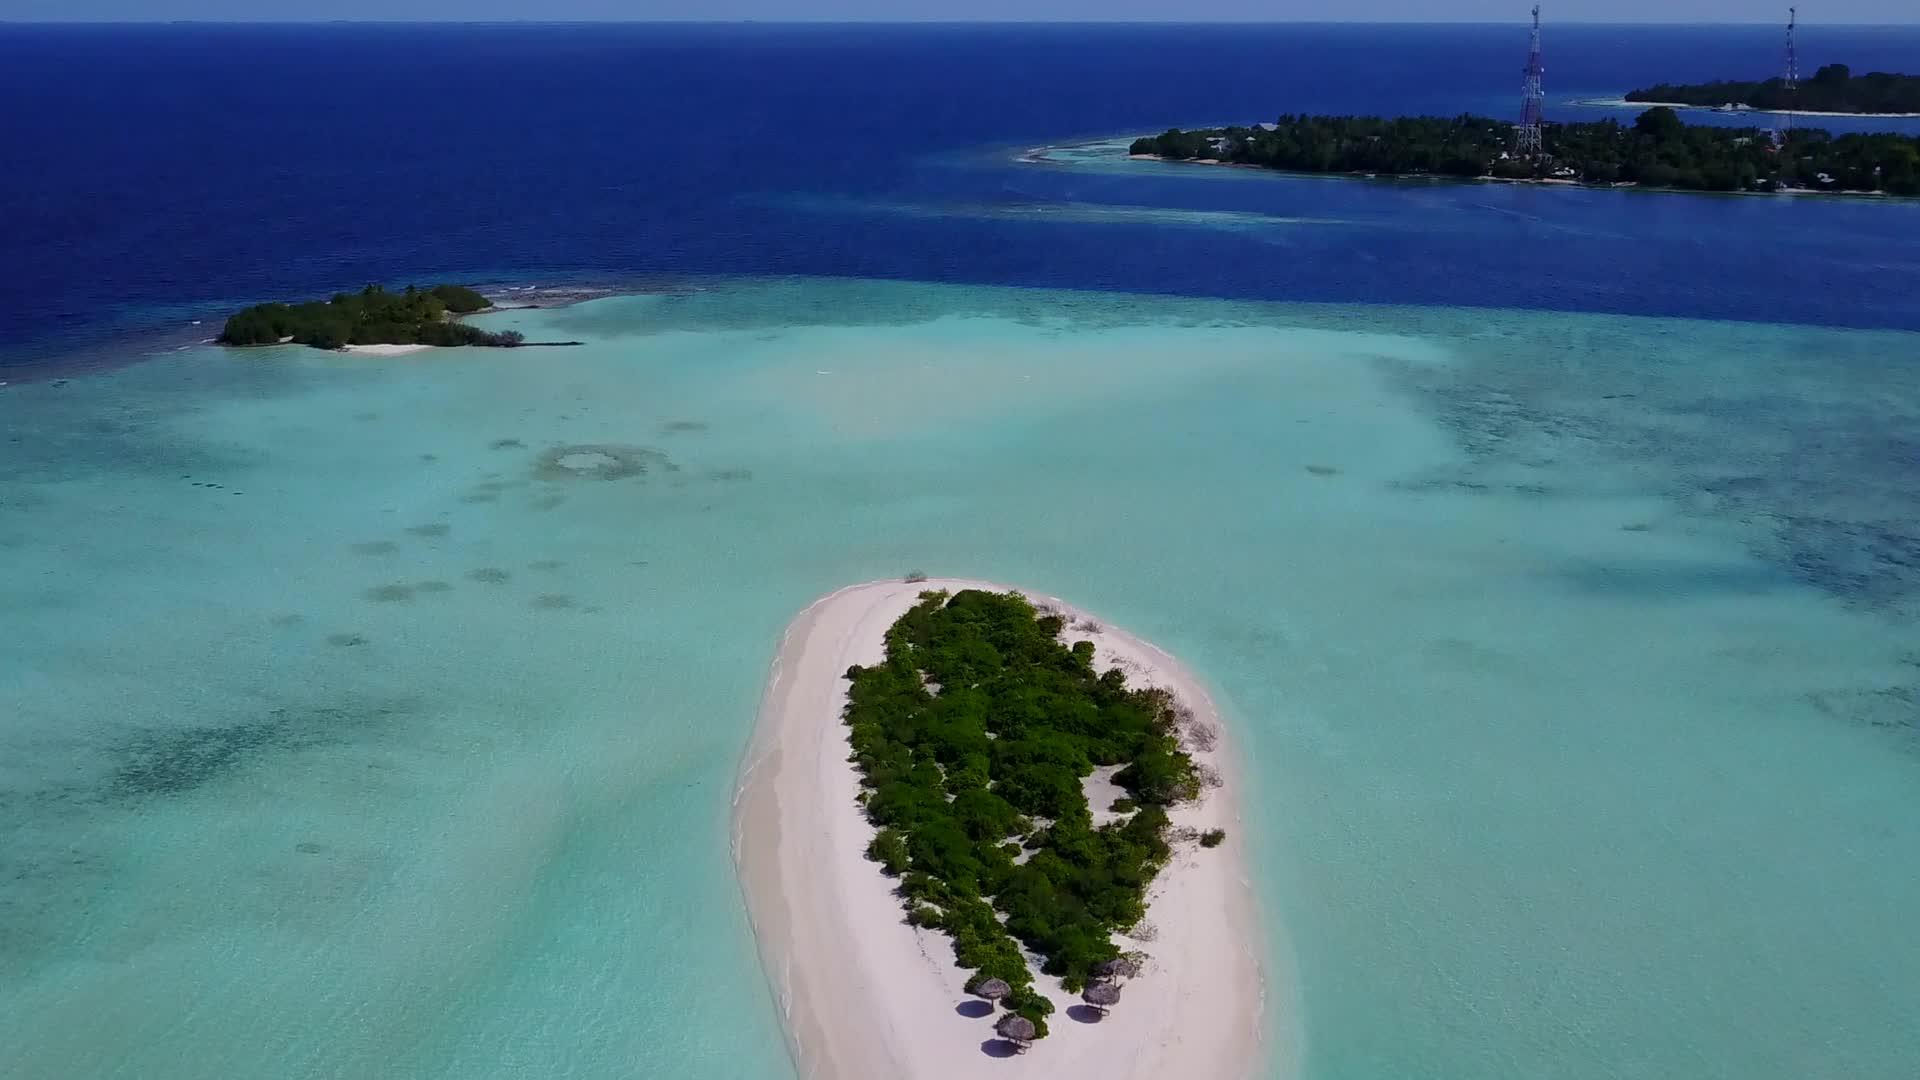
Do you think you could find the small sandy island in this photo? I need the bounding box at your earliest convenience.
[733,578,1266,1079]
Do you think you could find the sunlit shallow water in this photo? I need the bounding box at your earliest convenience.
[2,278,1917,1078]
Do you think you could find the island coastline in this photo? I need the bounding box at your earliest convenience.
[732,578,1269,1079]
[1108,111,1920,197]
[213,283,581,354]
[1569,96,1920,119]
[1128,150,1626,188]
[1117,148,1912,200]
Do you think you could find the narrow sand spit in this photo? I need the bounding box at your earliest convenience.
[339,343,435,356]
[733,578,1267,1079]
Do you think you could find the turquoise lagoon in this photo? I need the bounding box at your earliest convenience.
[2,278,1918,1078]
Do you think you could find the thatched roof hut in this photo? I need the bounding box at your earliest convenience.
[972,977,1012,1002]
[1095,956,1141,980]
[1081,980,1122,1013]
[994,1012,1037,1050]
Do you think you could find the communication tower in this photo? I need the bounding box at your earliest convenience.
[1518,5,1546,157]
[1772,7,1799,146]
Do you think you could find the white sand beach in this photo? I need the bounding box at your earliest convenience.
[339,342,435,356]
[733,578,1267,1079]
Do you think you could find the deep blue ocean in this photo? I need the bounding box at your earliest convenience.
[4,21,1920,374]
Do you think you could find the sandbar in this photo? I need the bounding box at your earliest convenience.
[339,343,435,356]
[732,578,1267,1079]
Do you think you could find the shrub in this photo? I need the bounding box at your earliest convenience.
[428,284,492,313]
[866,828,910,875]
[1004,986,1053,1017]
[1199,828,1227,848]
[1109,797,1137,813]
[1115,747,1198,806]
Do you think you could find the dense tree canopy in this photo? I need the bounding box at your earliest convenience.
[1129,111,1920,196]
[843,590,1203,1039]
[217,284,522,350]
[1628,65,1920,114]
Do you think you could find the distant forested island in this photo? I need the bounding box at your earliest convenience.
[1627,65,1920,115]
[1129,110,1920,195]
[218,284,530,350]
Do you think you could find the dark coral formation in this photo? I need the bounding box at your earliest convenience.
[110,699,414,799]
[531,444,671,483]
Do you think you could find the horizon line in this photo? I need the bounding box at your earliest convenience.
[6,18,1920,27]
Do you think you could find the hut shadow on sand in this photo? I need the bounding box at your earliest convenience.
[964,977,1036,1057]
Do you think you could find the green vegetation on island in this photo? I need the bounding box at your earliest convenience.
[217,284,526,350]
[1129,110,1920,195]
[843,589,1213,1041]
[1627,64,1920,115]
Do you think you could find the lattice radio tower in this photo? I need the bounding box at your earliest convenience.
[1772,7,1800,146]
[1517,5,1546,157]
